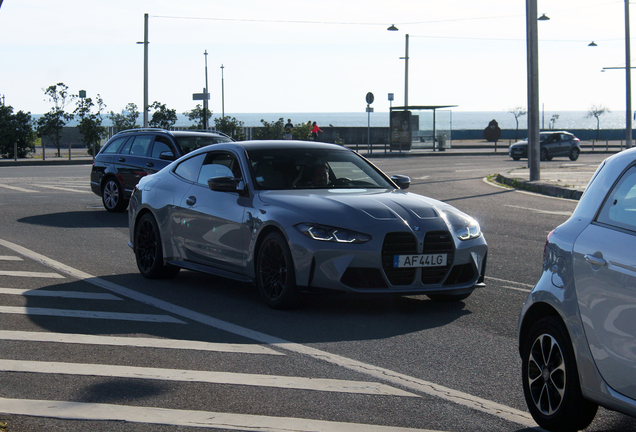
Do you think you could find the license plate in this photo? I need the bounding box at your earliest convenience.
[393,254,447,268]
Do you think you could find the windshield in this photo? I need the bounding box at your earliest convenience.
[175,135,233,154]
[247,148,395,190]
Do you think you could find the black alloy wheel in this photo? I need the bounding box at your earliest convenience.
[134,213,180,279]
[540,147,550,161]
[256,232,300,309]
[521,316,598,431]
[102,178,128,212]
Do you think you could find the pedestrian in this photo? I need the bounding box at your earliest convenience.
[311,121,322,141]
[284,119,293,140]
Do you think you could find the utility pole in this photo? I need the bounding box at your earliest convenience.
[220,64,225,119]
[526,0,540,181]
[626,0,633,148]
[204,50,209,130]
[142,13,149,128]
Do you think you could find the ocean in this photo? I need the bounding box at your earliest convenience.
[182,110,628,130]
[57,110,628,130]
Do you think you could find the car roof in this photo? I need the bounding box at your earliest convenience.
[112,128,229,139]
[233,140,351,151]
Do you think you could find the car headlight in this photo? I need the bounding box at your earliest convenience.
[295,223,371,244]
[455,220,481,241]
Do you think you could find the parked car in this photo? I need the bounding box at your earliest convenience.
[128,141,488,308]
[91,128,234,212]
[509,131,581,161]
[518,147,636,431]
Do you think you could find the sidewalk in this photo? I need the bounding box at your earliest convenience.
[494,165,598,200]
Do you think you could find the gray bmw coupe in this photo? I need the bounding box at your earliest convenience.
[128,141,487,308]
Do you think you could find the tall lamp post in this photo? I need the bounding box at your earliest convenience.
[387,25,408,112]
[203,50,209,130]
[526,4,549,182]
[136,13,149,128]
[626,0,633,148]
[221,64,225,119]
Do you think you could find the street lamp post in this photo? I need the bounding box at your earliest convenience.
[136,13,149,128]
[204,50,209,130]
[221,64,225,119]
[626,0,633,148]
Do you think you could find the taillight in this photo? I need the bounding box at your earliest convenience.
[544,229,555,256]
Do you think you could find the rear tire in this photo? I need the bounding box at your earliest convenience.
[521,316,598,431]
[569,148,580,161]
[540,148,549,161]
[134,213,180,279]
[256,232,300,309]
[102,178,128,212]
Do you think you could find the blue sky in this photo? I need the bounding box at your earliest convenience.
[0,0,630,116]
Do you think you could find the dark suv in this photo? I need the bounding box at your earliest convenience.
[91,128,234,212]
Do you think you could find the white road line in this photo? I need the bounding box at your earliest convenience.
[0,237,536,427]
[502,285,532,293]
[0,184,37,193]
[504,204,572,216]
[485,276,534,288]
[0,330,283,355]
[32,184,92,194]
[0,359,418,397]
[0,256,22,261]
[0,270,64,278]
[0,306,186,323]
[0,397,441,432]
[0,287,122,300]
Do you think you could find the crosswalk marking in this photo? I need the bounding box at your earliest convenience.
[0,397,441,432]
[0,359,418,397]
[0,184,37,193]
[0,256,22,261]
[0,306,186,323]
[0,330,283,355]
[0,287,122,300]
[0,270,64,278]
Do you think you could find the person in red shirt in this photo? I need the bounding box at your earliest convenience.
[311,121,322,141]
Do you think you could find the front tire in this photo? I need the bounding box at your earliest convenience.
[521,316,598,431]
[256,232,300,309]
[134,213,180,279]
[569,148,580,161]
[102,178,128,212]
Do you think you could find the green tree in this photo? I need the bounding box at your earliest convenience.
[35,82,75,157]
[587,104,610,141]
[109,103,140,133]
[149,101,177,129]
[0,105,36,158]
[508,107,527,141]
[74,95,107,156]
[292,121,312,141]
[253,117,285,140]
[214,116,246,141]
[184,104,213,129]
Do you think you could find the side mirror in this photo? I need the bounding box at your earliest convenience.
[208,176,243,193]
[159,151,176,161]
[391,174,411,190]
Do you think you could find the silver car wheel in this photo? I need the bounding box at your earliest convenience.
[102,178,127,212]
[527,333,566,416]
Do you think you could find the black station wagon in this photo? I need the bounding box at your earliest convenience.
[90,128,234,212]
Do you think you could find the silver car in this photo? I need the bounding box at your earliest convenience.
[128,141,487,308]
[518,147,636,430]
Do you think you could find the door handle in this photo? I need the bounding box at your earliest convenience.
[118,157,126,162]
[186,196,196,206]
[146,162,154,168]
[585,254,607,267]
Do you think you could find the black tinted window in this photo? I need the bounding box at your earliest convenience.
[102,137,128,154]
[597,166,636,232]
[174,135,233,154]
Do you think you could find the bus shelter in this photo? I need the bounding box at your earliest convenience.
[390,105,456,152]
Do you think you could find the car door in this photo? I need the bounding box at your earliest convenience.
[115,134,154,195]
[176,150,250,272]
[148,134,178,173]
[573,165,636,400]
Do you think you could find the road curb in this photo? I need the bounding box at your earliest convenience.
[0,158,93,167]
[495,173,583,200]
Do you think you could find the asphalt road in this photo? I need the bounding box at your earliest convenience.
[0,153,635,432]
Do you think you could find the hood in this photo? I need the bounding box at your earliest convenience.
[258,188,474,232]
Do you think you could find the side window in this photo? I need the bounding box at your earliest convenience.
[197,152,239,185]
[102,137,129,154]
[151,136,175,159]
[597,166,636,232]
[129,135,153,156]
[174,153,206,183]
